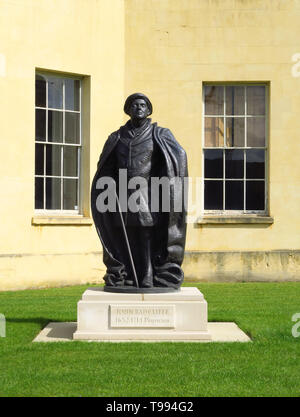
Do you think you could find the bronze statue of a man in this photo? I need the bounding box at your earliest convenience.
[91,93,188,293]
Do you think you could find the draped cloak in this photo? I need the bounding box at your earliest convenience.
[91,122,188,289]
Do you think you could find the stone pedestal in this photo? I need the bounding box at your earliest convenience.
[73,287,212,341]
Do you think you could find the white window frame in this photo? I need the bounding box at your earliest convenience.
[34,71,82,215]
[202,83,269,216]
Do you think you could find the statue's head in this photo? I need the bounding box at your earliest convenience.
[124,93,153,121]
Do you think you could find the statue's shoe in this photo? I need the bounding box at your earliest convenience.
[140,276,153,288]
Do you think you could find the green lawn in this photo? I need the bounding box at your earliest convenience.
[0,282,300,397]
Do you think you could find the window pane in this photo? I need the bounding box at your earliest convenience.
[35,73,81,212]
[48,110,63,142]
[63,146,78,177]
[65,112,80,144]
[46,144,61,176]
[35,143,44,175]
[247,117,265,147]
[204,180,223,210]
[204,86,224,115]
[35,75,46,107]
[225,149,244,179]
[35,177,44,209]
[48,77,63,109]
[225,181,244,210]
[246,150,265,179]
[65,79,80,111]
[46,178,61,209]
[247,86,265,115]
[35,109,46,141]
[63,179,78,210]
[204,149,223,178]
[246,181,265,210]
[226,118,245,147]
[204,117,224,147]
[225,86,245,115]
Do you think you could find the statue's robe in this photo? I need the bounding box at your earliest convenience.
[91,120,188,289]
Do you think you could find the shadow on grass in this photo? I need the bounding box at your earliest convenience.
[6,317,63,328]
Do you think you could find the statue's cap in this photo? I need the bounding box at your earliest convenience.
[124,93,153,115]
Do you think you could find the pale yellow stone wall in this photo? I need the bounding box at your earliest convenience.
[183,250,300,282]
[0,0,125,290]
[1,0,300,290]
[125,0,300,255]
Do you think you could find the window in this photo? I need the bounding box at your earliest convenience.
[203,84,267,214]
[35,72,81,213]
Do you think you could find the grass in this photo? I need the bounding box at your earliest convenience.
[0,282,300,397]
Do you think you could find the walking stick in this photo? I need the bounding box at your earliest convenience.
[115,191,139,288]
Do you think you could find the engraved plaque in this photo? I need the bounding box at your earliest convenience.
[110,304,175,328]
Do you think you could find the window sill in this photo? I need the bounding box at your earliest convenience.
[197,215,274,224]
[32,216,93,226]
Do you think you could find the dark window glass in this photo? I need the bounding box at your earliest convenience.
[46,178,61,209]
[65,79,80,111]
[65,112,80,144]
[225,149,244,179]
[204,86,224,115]
[225,181,244,210]
[225,86,244,115]
[204,149,223,178]
[35,109,46,141]
[35,143,44,175]
[35,177,44,209]
[35,75,46,107]
[246,181,264,210]
[48,77,63,109]
[46,145,61,176]
[63,179,78,210]
[204,180,223,210]
[48,110,63,142]
[246,150,265,179]
[63,146,78,177]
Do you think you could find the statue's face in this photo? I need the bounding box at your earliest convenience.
[129,98,149,120]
